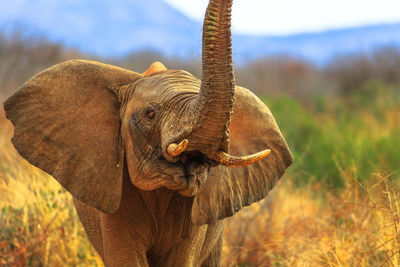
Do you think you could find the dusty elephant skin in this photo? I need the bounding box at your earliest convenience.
[3,0,292,266]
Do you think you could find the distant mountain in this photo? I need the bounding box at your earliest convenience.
[1,0,400,64]
[0,0,201,58]
[233,24,400,64]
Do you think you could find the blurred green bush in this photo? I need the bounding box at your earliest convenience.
[264,80,400,187]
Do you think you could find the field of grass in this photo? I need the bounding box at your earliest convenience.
[223,170,400,266]
[1,79,399,266]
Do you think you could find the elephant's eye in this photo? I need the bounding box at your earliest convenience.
[145,109,155,119]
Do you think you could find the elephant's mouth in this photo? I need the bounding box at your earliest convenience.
[179,151,215,169]
[175,151,213,197]
[160,138,271,196]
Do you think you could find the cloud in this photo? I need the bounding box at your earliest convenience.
[163,0,400,35]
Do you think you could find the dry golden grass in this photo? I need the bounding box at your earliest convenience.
[1,106,399,266]
[223,169,400,266]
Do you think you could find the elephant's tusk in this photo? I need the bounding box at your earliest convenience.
[167,139,189,157]
[213,149,271,167]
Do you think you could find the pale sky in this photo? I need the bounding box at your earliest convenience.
[163,0,400,35]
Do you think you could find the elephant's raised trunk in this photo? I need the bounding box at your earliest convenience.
[186,0,235,158]
[165,0,272,167]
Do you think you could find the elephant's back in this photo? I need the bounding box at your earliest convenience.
[73,197,104,260]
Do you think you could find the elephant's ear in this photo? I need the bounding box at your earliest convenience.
[3,59,142,213]
[192,86,293,225]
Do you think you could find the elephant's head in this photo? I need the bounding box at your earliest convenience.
[3,0,292,225]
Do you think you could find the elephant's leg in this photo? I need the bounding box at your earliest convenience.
[100,213,150,267]
[199,221,224,267]
[158,222,223,267]
[73,198,105,260]
[160,225,208,267]
[201,234,223,267]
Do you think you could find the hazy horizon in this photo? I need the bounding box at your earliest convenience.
[164,0,400,35]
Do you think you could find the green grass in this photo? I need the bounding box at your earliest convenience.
[262,80,400,187]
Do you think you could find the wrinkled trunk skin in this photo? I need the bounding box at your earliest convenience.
[186,0,235,158]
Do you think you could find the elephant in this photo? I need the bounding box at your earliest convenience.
[3,0,292,266]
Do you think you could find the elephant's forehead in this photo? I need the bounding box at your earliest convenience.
[135,70,201,100]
